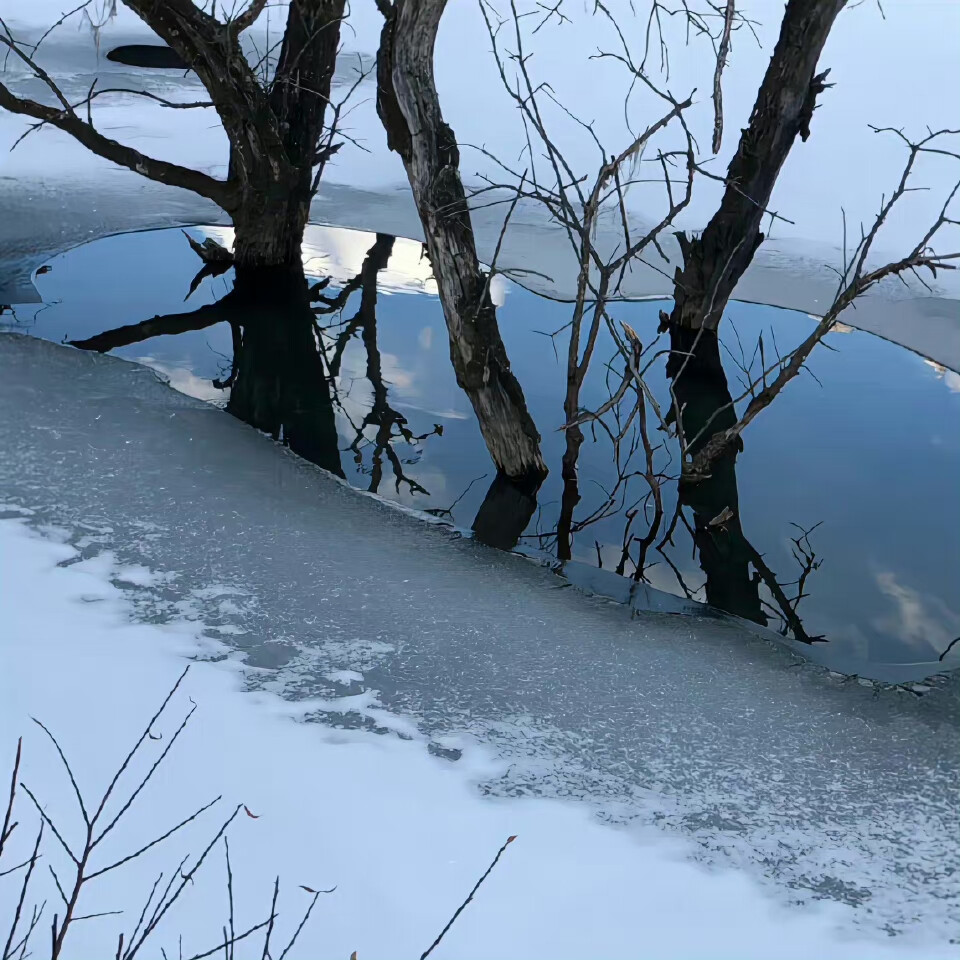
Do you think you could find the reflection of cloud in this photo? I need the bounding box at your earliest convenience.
[133,357,228,403]
[418,326,433,350]
[198,225,438,296]
[923,359,960,392]
[873,571,960,657]
[333,346,415,430]
[394,401,470,421]
[490,273,509,307]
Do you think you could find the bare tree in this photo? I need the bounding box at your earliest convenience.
[682,125,960,480]
[468,0,957,641]
[2,671,517,959]
[0,0,356,269]
[664,0,845,339]
[374,0,547,483]
[0,669,322,960]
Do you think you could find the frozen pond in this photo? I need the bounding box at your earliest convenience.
[6,223,960,681]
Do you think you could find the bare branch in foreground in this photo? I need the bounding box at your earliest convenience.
[420,836,517,960]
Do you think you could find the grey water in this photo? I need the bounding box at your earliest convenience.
[6,223,959,680]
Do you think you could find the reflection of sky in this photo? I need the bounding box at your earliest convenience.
[21,225,960,672]
[202,225,439,296]
[924,359,960,394]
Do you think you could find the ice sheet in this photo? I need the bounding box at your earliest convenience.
[0,332,957,941]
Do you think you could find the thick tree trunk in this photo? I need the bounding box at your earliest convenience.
[231,181,312,268]
[376,0,547,482]
[229,0,346,269]
[667,0,845,332]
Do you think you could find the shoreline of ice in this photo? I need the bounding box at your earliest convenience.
[2,174,958,375]
[1,331,957,944]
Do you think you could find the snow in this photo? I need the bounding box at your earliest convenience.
[3,509,958,960]
[1,332,958,954]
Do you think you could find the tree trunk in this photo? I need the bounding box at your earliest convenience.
[376,0,547,482]
[231,180,312,269]
[228,0,346,269]
[667,0,845,332]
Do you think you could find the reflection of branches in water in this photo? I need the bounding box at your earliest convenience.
[67,234,444,496]
[558,319,826,644]
[0,300,60,329]
[425,474,488,521]
[314,234,442,496]
[211,323,242,390]
[549,331,677,563]
[68,261,345,477]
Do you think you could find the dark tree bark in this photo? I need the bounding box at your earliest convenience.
[227,269,343,475]
[666,0,845,334]
[0,0,346,269]
[375,0,547,483]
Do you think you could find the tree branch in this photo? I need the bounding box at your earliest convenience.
[228,0,269,36]
[0,81,235,209]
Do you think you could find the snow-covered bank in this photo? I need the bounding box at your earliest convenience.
[1,332,957,947]
[2,511,956,959]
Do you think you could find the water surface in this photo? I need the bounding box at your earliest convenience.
[6,223,959,679]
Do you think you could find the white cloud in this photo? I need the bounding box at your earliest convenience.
[873,571,960,658]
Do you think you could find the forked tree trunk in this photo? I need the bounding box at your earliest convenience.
[376,0,546,482]
[666,0,845,333]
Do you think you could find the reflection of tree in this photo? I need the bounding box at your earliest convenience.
[663,327,825,642]
[71,264,344,478]
[472,473,540,551]
[72,233,449,497]
[315,234,441,495]
[528,322,825,644]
